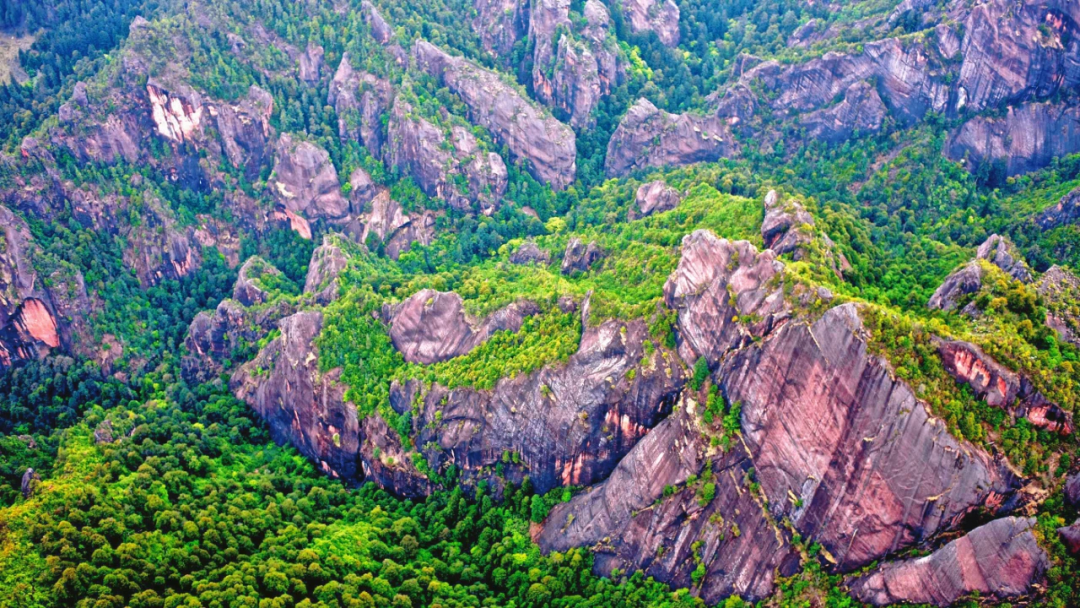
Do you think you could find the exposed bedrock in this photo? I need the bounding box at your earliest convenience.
[605,99,735,177]
[928,234,1031,311]
[848,516,1048,606]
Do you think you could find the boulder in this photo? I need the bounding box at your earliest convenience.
[605,99,735,178]
[412,41,576,190]
[20,468,39,499]
[937,339,1073,434]
[849,517,1048,606]
[1036,185,1080,231]
[387,289,538,364]
[621,0,680,47]
[270,134,350,223]
[662,230,786,365]
[633,180,681,217]
[561,238,604,274]
[508,241,551,265]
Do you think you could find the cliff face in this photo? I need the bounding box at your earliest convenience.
[329,55,394,157]
[605,99,735,177]
[412,41,577,190]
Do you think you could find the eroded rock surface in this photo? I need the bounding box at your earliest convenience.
[509,241,551,266]
[800,81,886,143]
[947,103,1080,177]
[387,290,538,364]
[1037,185,1080,231]
[561,238,605,275]
[232,256,280,307]
[761,189,814,257]
[329,55,394,156]
[621,0,680,47]
[270,134,349,226]
[929,235,1031,311]
[1061,520,1080,555]
[849,517,1048,606]
[937,339,1073,434]
[633,180,681,217]
[413,41,576,190]
[606,99,734,177]
[304,240,349,304]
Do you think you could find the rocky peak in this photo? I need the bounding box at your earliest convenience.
[929,234,1032,311]
[232,256,281,307]
[976,234,1032,283]
[362,0,395,45]
[412,40,577,190]
[760,189,814,256]
[304,240,349,304]
[662,230,786,365]
[560,238,604,274]
[1037,265,1080,348]
[387,289,538,364]
[473,0,527,57]
[1037,184,1080,231]
[269,134,350,229]
[605,99,734,177]
[298,42,324,83]
[210,85,274,180]
[509,240,551,265]
[358,190,435,259]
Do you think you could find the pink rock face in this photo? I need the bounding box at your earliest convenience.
[720,304,1022,570]
[849,517,1048,606]
[663,230,786,364]
[937,339,1073,434]
[634,180,681,217]
[621,0,680,47]
[147,82,204,143]
[17,298,59,348]
[1060,520,1080,555]
[270,134,349,222]
[388,290,537,364]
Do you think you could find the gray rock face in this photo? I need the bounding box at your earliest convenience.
[849,517,1048,606]
[537,397,798,603]
[633,180,681,217]
[298,42,324,83]
[937,339,1073,434]
[761,189,814,257]
[357,190,435,259]
[270,134,350,223]
[473,0,526,57]
[1061,520,1080,555]
[20,467,39,499]
[1037,185,1080,231]
[976,234,1032,283]
[947,102,1080,178]
[509,240,551,265]
[304,240,349,304]
[1041,266,1080,349]
[720,304,1023,571]
[212,85,274,181]
[1064,472,1080,508]
[385,101,507,214]
[362,0,394,45]
[328,55,394,156]
[412,41,577,190]
[387,290,538,364]
[231,311,358,480]
[561,238,605,274]
[605,99,735,177]
[232,256,280,307]
[410,317,685,494]
[182,297,296,384]
[662,230,786,365]
[929,234,1031,311]
[621,0,680,47]
[800,81,887,143]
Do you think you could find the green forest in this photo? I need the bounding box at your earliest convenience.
[0,0,1079,606]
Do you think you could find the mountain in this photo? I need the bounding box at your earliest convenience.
[0,0,1079,606]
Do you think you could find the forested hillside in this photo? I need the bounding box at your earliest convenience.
[0,0,1079,606]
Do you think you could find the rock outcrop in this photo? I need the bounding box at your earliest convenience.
[387,290,538,364]
[20,467,39,499]
[385,101,507,213]
[328,55,394,156]
[605,99,734,177]
[270,134,350,232]
[509,241,551,265]
[362,1,395,45]
[719,304,1022,571]
[182,297,296,384]
[412,41,576,190]
[849,517,1048,606]
[1061,520,1080,555]
[473,0,526,57]
[232,256,280,307]
[761,189,814,257]
[561,238,605,274]
[0,206,90,368]
[929,235,1031,311]
[357,190,435,259]
[633,180,681,218]
[620,0,680,47]
[1037,185,1080,231]
[662,230,786,365]
[937,339,1073,434]
[800,81,887,143]
[1066,472,1080,507]
[304,240,349,304]
[231,311,358,479]
[210,85,274,181]
[1036,266,1080,347]
[947,103,1080,178]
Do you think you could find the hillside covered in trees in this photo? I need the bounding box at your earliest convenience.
[1,0,1080,606]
